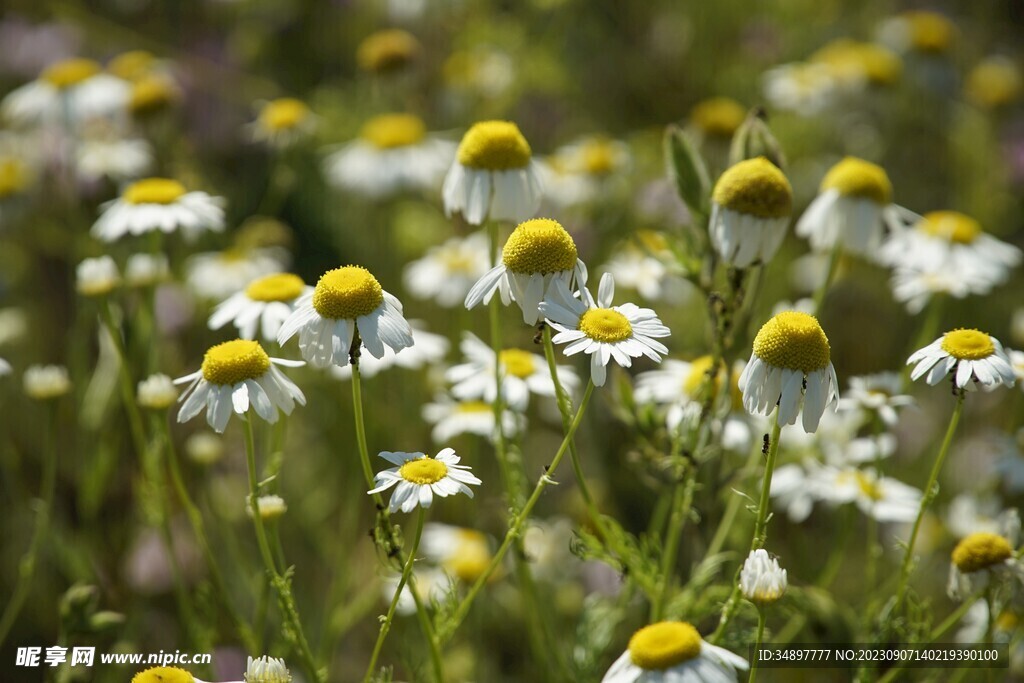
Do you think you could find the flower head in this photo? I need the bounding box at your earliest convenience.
[2,57,129,127]
[76,256,120,297]
[907,329,1015,391]
[252,98,315,147]
[131,667,197,683]
[92,178,225,242]
[246,495,288,522]
[356,29,420,73]
[209,273,310,342]
[947,514,1023,600]
[137,373,178,409]
[689,97,747,139]
[740,549,788,604]
[368,448,481,513]
[245,655,291,683]
[601,621,748,683]
[404,233,491,307]
[23,364,71,400]
[710,157,792,267]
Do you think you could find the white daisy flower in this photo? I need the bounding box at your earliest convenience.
[823,466,922,522]
[324,113,455,198]
[124,253,170,288]
[23,364,71,400]
[907,328,1015,391]
[601,621,748,683]
[947,516,1024,600]
[838,372,914,426]
[709,157,793,268]
[541,135,631,208]
[403,232,491,307]
[251,98,316,148]
[208,273,311,342]
[465,217,588,325]
[1006,348,1024,387]
[770,462,820,523]
[602,243,692,304]
[422,394,524,443]
[367,448,482,514]
[1,58,130,127]
[329,321,449,380]
[174,339,306,433]
[795,156,905,255]
[738,311,840,432]
[76,255,120,297]
[245,654,292,683]
[889,265,996,315]
[762,62,838,115]
[442,120,543,225]
[75,134,153,183]
[634,356,741,409]
[540,273,670,387]
[876,10,956,56]
[421,523,493,583]
[137,373,178,410]
[245,494,288,522]
[446,332,579,412]
[92,177,226,242]
[276,265,413,369]
[946,494,1016,539]
[740,549,788,605]
[186,248,289,301]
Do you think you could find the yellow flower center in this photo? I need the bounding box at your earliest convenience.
[260,98,310,131]
[905,11,955,54]
[361,113,426,149]
[940,329,995,361]
[628,621,702,670]
[579,308,632,343]
[108,50,157,81]
[683,355,721,397]
[952,532,1013,573]
[201,340,271,386]
[455,401,491,414]
[580,138,618,176]
[131,666,194,683]
[245,273,305,302]
[501,218,578,274]
[811,40,902,86]
[996,610,1020,632]
[312,266,384,320]
[0,159,29,198]
[636,230,669,253]
[712,157,793,218]
[399,457,449,485]
[444,530,492,582]
[752,311,831,373]
[918,211,981,244]
[439,248,479,273]
[130,76,177,114]
[356,29,420,73]
[854,471,883,501]
[966,58,1022,108]
[123,178,187,205]
[820,157,893,204]
[41,58,101,89]
[499,349,536,379]
[690,97,747,137]
[457,121,532,171]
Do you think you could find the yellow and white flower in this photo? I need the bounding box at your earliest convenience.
[276,265,413,369]
[422,394,524,443]
[23,364,71,400]
[329,321,449,379]
[208,273,311,342]
[442,120,542,225]
[889,265,995,315]
[356,29,420,74]
[137,373,178,410]
[174,339,306,433]
[709,157,793,267]
[601,238,692,304]
[125,253,170,288]
[368,448,481,514]
[75,134,153,183]
[245,655,292,683]
[824,466,922,522]
[601,621,748,683]
[540,135,631,208]
[421,523,494,583]
[540,273,670,387]
[965,56,1022,109]
[762,62,838,115]
[382,565,450,616]
[740,549,788,605]
[689,97,747,142]
[796,157,905,254]
[92,178,226,242]
[2,58,130,127]
[403,232,491,307]
[907,328,1015,391]
[838,372,914,426]
[186,248,289,301]
[446,332,578,412]
[465,217,588,325]
[76,256,120,297]
[251,98,316,148]
[877,10,956,55]
[947,517,1023,600]
[323,113,455,198]
[246,494,288,521]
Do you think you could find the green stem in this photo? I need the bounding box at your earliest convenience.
[706,439,763,559]
[749,607,767,683]
[350,360,378,496]
[99,300,148,459]
[651,464,697,621]
[812,243,843,314]
[893,392,964,610]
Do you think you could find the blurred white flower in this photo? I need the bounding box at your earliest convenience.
[186,248,289,301]
[23,364,71,400]
[403,232,491,307]
[762,62,837,115]
[208,273,311,342]
[246,494,288,521]
[422,394,524,443]
[76,256,120,297]
[92,178,225,242]
[137,373,178,409]
[75,135,152,183]
[251,98,316,148]
[838,373,914,426]
[2,57,130,127]
[124,253,170,288]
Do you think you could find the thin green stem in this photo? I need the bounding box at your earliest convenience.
[812,243,843,314]
[749,607,767,683]
[350,360,378,496]
[99,300,147,459]
[651,464,697,621]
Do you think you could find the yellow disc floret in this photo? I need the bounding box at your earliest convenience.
[501,218,578,274]
[811,40,902,86]
[579,308,633,343]
[628,621,702,670]
[499,349,536,379]
[123,178,187,205]
[131,667,194,683]
[201,340,271,386]
[260,98,310,131]
[821,157,893,204]
[455,400,491,414]
[356,29,420,73]
[129,75,177,115]
[108,50,157,81]
[752,311,831,373]
[42,58,101,89]
[712,157,793,218]
[0,158,29,198]
[966,58,1022,109]
[579,138,619,176]
[312,266,384,319]
[245,273,305,302]
[361,113,426,149]
[690,97,746,138]
[457,121,532,171]
[952,532,1013,573]
[941,329,995,361]
[399,457,449,485]
[918,211,981,244]
[905,11,955,54]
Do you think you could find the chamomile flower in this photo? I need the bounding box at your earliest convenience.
[825,466,922,522]
[445,332,578,411]
[889,266,995,315]
[601,621,748,683]
[877,10,956,55]
[762,62,838,115]
[92,177,226,242]
[208,273,311,342]
[689,97,747,141]
[75,135,153,183]
[422,395,525,443]
[795,157,905,254]
[442,120,543,225]
[540,273,670,387]
[907,328,1015,391]
[323,113,455,198]
[2,58,130,127]
[276,265,413,369]
[738,311,840,432]
[740,549,788,604]
[245,655,292,683]
[382,565,450,616]
[421,523,494,582]
[838,372,914,426]
[465,217,588,325]
[368,448,481,514]
[541,136,631,208]
[186,248,289,301]
[23,364,71,400]
[947,517,1024,600]
[137,373,178,410]
[76,256,120,297]
[329,321,449,379]
[601,245,691,304]
[709,157,793,268]
[131,666,208,683]
[124,253,170,288]
[251,98,315,148]
[356,29,420,74]
[1009,349,1024,388]
[174,339,306,433]
[966,56,1022,109]
[246,494,288,521]
[403,232,491,307]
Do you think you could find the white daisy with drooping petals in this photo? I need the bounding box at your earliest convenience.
[601,621,748,683]
[368,448,482,514]
[709,156,793,268]
[907,328,1015,391]
[174,340,306,433]
[540,273,671,387]
[208,273,311,342]
[92,177,225,242]
[276,265,413,369]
